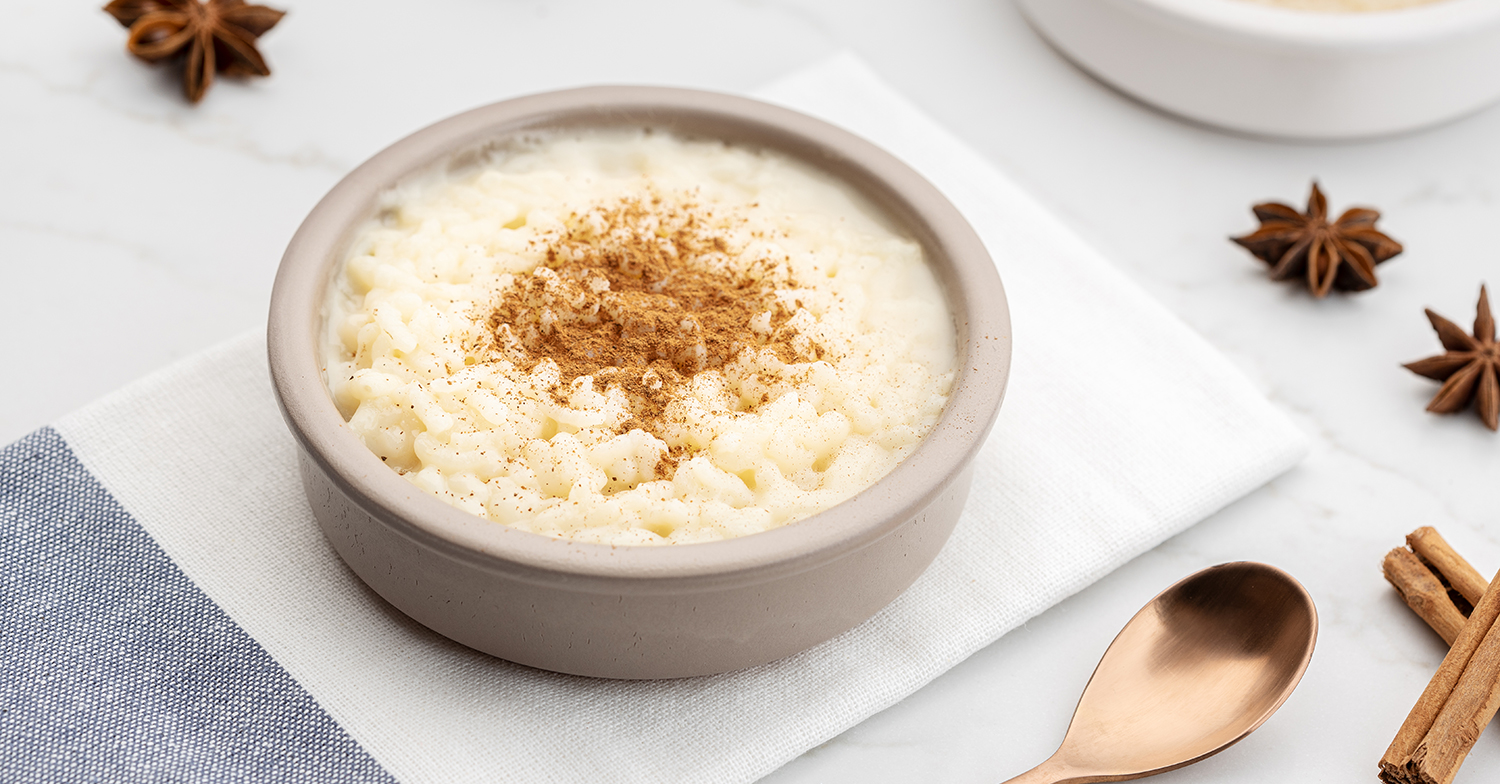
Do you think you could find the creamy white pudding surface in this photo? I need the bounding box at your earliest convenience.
[323,129,956,545]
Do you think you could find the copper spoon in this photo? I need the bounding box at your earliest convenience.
[1002,562,1317,784]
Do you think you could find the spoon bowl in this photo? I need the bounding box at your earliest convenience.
[1004,562,1317,784]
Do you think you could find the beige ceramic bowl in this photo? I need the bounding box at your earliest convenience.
[268,87,1010,679]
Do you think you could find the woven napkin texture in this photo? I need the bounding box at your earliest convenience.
[1,54,1306,784]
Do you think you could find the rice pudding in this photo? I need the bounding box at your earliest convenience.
[322,129,956,546]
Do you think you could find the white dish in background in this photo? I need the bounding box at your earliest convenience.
[1015,0,1500,140]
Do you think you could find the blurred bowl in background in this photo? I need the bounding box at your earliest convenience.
[1016,0,1500,140]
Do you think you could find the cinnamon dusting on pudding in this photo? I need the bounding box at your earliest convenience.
[483,193,820,454]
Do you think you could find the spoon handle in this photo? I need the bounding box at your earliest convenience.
[1000,756,1074,783]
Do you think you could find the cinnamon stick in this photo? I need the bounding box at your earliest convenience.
[1409,527,1490,608]
[1407,616,1500,783]
[1385,548,1468,646]
[1379,565,1500,784]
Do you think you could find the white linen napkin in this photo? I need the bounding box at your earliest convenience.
[4,54,1306,784]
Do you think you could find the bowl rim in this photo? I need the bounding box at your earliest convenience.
[268,86,1010,595]
[1120,0,1500,48]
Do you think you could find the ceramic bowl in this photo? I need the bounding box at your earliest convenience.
[267,87,1010,679]
[1016,0,1500,140]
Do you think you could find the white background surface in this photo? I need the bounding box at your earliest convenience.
[3,1,1498,782]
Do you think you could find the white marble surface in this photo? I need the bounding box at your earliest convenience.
[3,1,1498,782]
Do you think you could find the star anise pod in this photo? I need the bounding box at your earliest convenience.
[1231,182,1403,298]
[104,0,285,104]
[1404,285,1499,431]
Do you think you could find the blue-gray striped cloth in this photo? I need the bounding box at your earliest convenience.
[0,55,1307,783]
[2,427,393,782]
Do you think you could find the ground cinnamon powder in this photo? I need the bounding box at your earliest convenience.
[484,193,817,448]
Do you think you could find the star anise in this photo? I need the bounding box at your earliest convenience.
[1404,285,1499,431]
[1231,182,1403,298]
[104,0,285,104]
